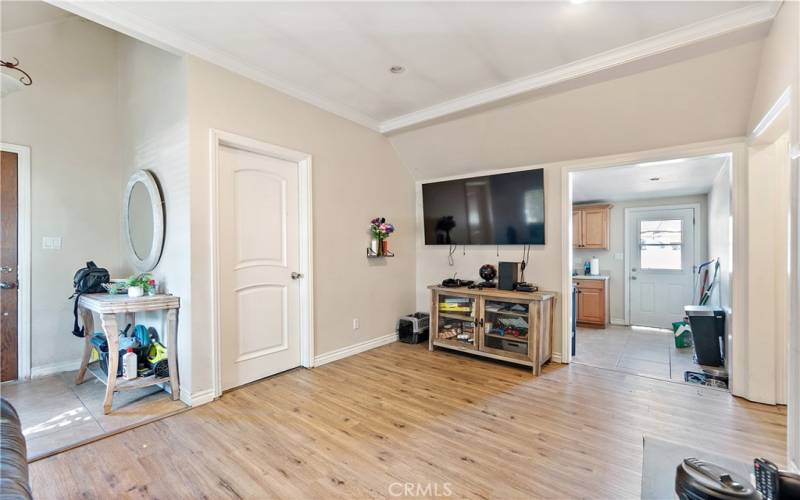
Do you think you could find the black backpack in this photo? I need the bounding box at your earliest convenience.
[69,261,110,337]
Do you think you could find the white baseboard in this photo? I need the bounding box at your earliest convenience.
[30,359,81,379]
[314,332,398,367]
[610,318,628,326]
[180,387,215,407]
[552,353,563,364]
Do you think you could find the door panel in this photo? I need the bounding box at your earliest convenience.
[577,288,603,324]
[219,145,300,391]
[1,151,18,382]
[629,208,695,329]
[572,210,582,247]
[582,208,607,248]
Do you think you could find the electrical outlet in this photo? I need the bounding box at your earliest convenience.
[42,236,62,250]
[352,318,359,330]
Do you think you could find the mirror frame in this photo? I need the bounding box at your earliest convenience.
[123,169,165,272]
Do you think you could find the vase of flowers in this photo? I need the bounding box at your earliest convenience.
[370,217,395,256]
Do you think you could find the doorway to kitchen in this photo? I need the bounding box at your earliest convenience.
[565,152,732,389]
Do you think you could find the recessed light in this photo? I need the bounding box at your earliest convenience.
[389,65,405,74]
[649,177,661,181]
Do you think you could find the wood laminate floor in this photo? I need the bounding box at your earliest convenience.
[29,342,786,499]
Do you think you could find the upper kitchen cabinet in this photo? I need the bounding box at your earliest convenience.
[573,204,611,250]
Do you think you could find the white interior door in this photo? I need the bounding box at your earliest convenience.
[628,207,696,329]
[219,144,301,391]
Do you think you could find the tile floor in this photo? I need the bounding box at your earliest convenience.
[573,324,706,384]
[1,369,187,460]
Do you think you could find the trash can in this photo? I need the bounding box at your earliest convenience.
[684,306,725,367]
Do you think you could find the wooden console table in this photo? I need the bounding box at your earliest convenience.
[429,286,557,375]
[75,293,180,414]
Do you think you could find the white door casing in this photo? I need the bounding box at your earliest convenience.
[627,207,696,329]
[210,130,314,397]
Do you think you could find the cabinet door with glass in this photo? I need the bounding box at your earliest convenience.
[480,297,533,363]
[430,291,479,351]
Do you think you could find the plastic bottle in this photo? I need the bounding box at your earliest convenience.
[122,347,138,380]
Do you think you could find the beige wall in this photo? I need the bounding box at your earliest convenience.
[414,168,563,356]
[390,38,763,180]
[746,134,791,405]
[1,17,125,372]
[748,1,799,133]
[186,57,416,397]
[116,36,191,394]
[573,194,708,324]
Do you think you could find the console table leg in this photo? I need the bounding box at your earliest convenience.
[100,313,119,414]
[166,308,179,401]
[75,309,94,384]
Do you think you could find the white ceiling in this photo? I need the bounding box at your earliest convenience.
[572,155,727,203]
[1,1,73,32]
[49,0,778,132]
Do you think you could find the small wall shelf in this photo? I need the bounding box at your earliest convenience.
[367,248,394,258]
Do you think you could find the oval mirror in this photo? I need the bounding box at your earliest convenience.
[123,170,164,272]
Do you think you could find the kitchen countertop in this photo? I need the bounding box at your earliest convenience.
[572,275,609,280]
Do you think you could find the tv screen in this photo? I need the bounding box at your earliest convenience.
[422,169,545,245]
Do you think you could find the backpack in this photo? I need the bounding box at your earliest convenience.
[69,261,110,337]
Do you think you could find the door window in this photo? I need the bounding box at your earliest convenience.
[639,219,683,270]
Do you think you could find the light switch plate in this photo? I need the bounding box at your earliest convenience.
[42,236,62,250]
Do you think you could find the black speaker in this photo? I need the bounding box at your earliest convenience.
[498,262,519,291]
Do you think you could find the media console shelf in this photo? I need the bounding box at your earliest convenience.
[428,285,557,375]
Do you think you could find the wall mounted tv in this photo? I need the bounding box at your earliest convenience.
[422,168,545,245]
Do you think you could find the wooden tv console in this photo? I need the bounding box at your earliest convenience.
[428,285,557,375]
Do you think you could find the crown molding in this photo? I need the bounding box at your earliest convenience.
[48,1,779,136]
[379,1,781,134]
[46,0,382,132]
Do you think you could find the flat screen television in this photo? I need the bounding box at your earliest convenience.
[422,169,545,245]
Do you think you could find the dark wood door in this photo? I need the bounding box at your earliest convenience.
[1,151,18,382]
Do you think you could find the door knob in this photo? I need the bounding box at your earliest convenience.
[0,282,17,289]
[290,272,304,280]
[0,266,12,273]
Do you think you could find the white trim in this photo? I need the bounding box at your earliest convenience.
[313,333,398,367]
[179,388,215,407]
[48,1,778,135]
[30,359,80,379]
[558,138,745,366]
[380,2,779,133]
[623,203,702,326]
[750,86,792,140]
[1,143,31,380]
[209,130,314,399]
[47,1,380,132]
[610,318,628,326]
[551,353,562,364]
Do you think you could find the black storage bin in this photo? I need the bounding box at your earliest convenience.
[685,306,726,367]
[91,334,147,377]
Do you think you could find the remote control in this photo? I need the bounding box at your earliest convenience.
[754,458,780,500]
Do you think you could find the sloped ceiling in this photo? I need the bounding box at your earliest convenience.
[389,30,765,181]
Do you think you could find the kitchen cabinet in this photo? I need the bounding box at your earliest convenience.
[573,204,611,249]
[574,278,608,328]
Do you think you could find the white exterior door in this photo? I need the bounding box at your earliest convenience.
[628,207,696,329]
[218,144,301,391]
